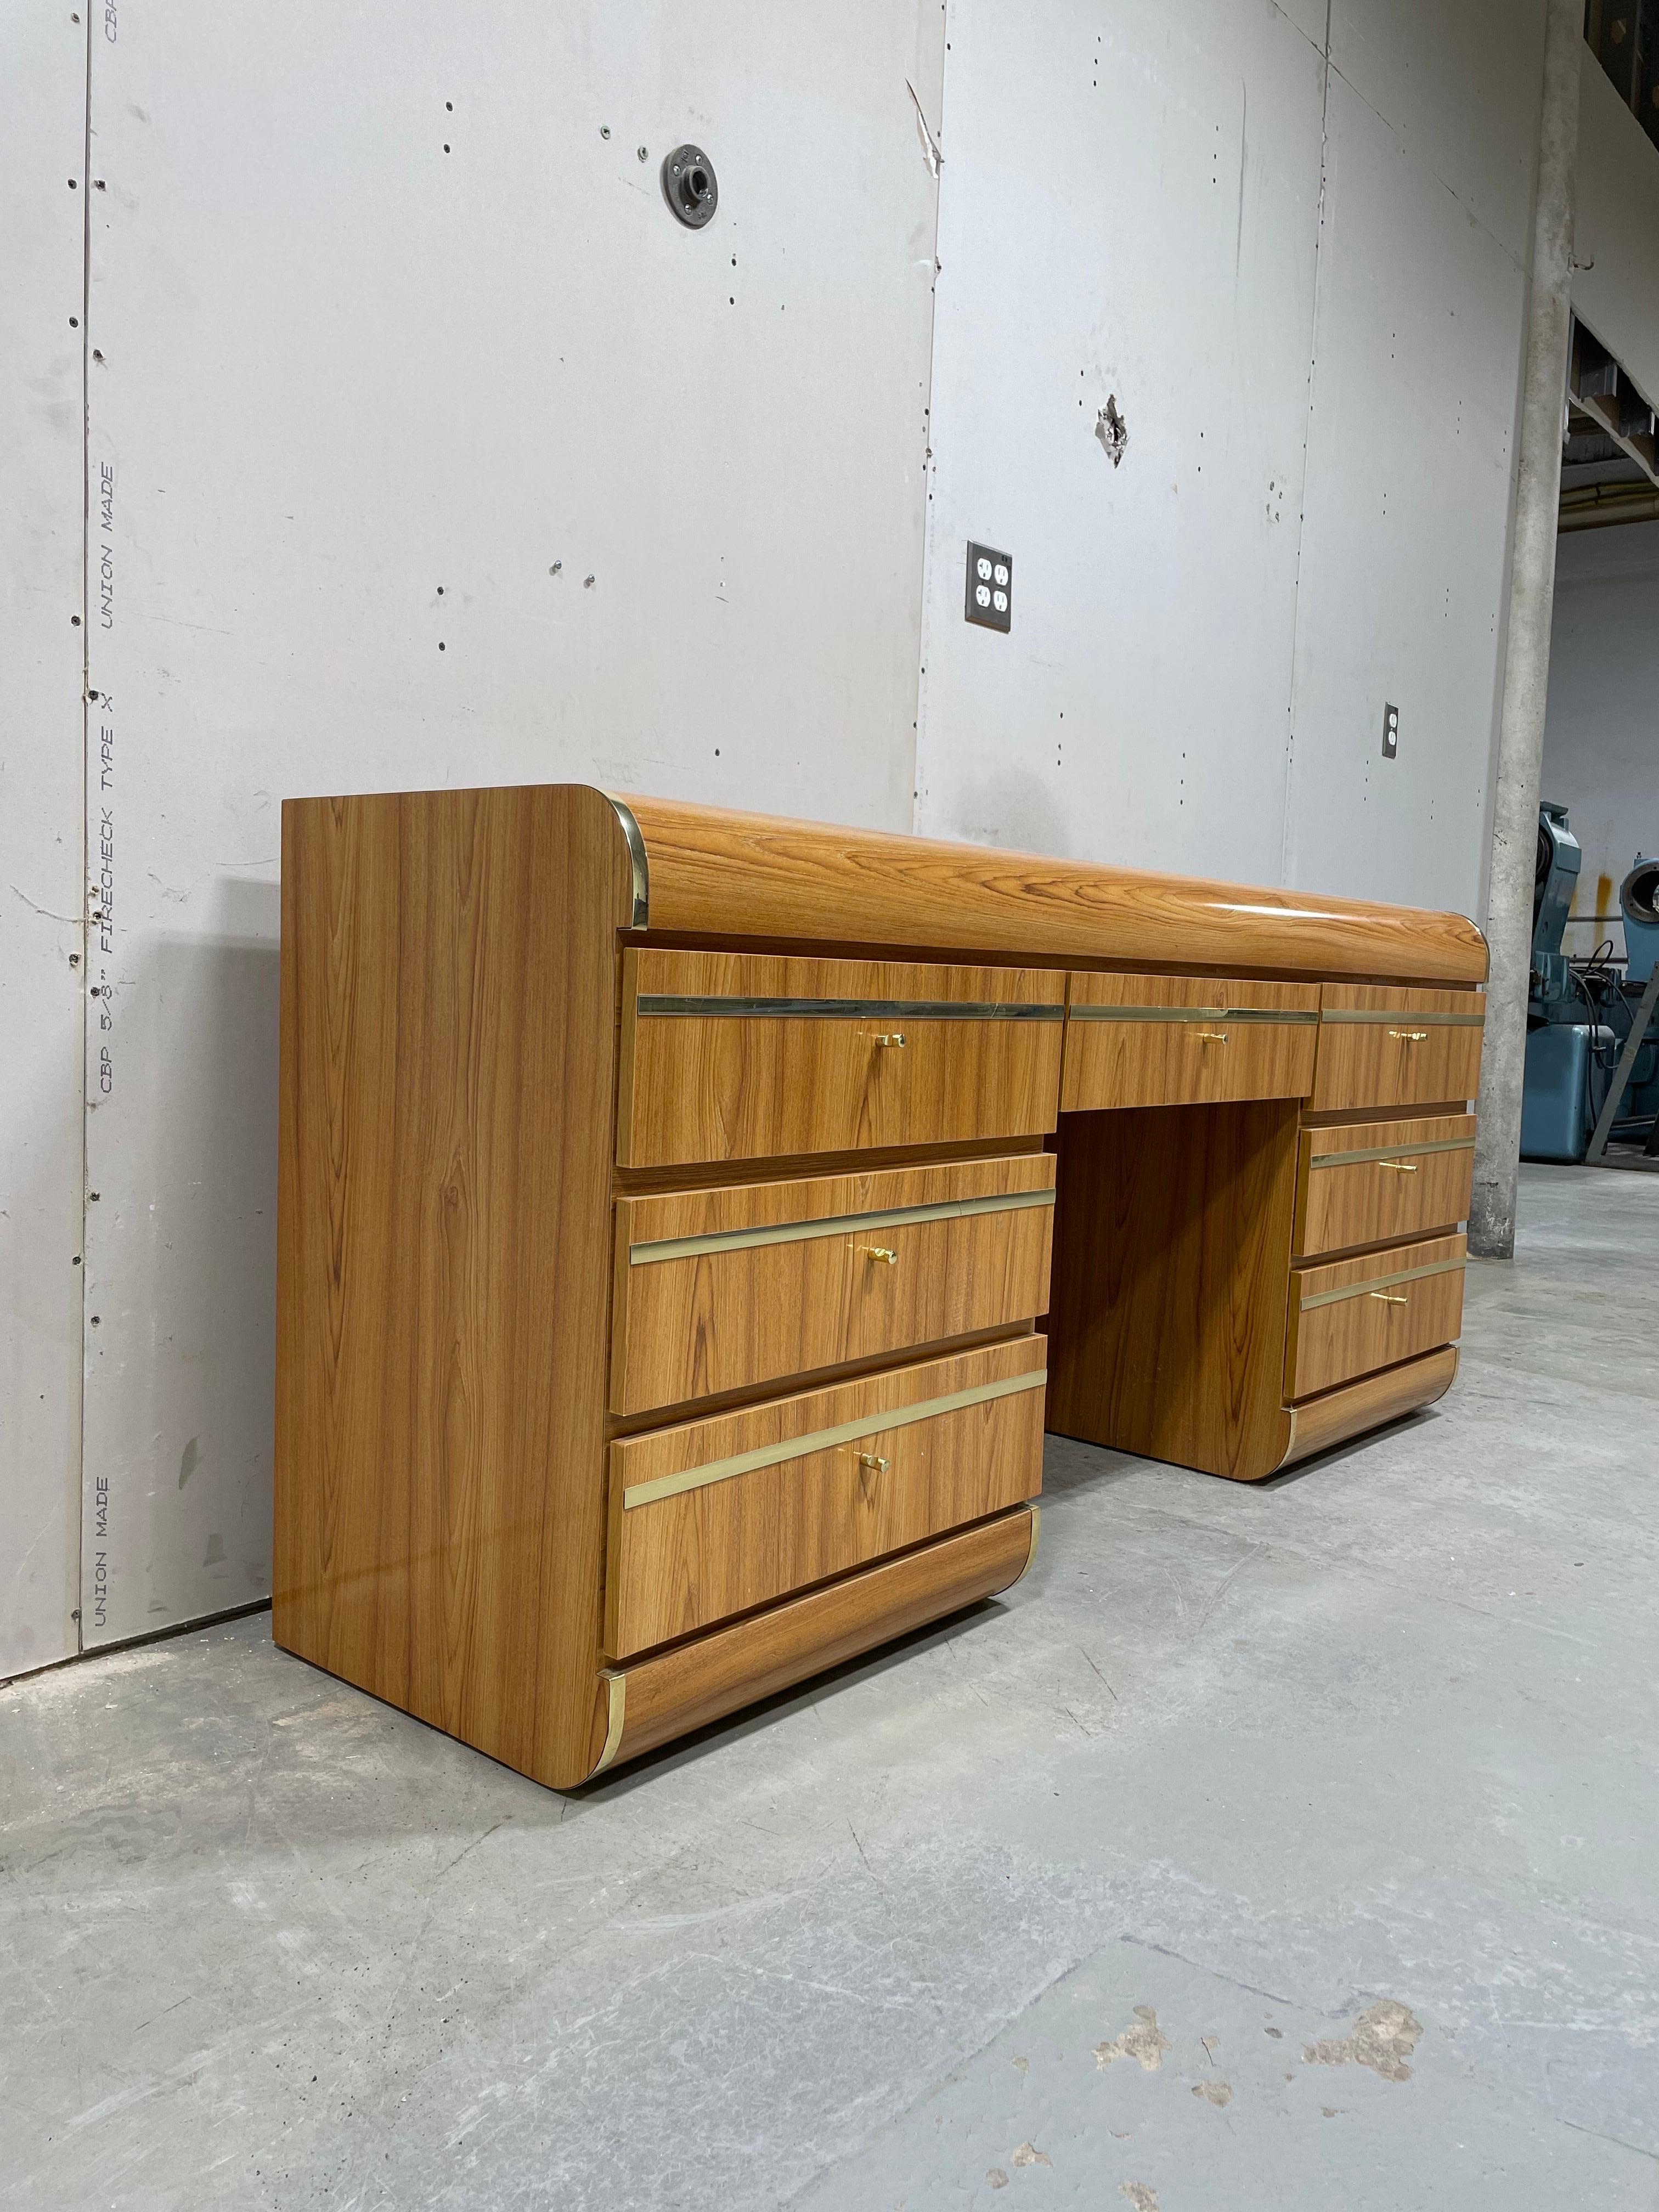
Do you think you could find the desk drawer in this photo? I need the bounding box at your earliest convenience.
[604,1336,1046,1658]
[1312,986,1484,1111]
[1062,973,1319,1111]
[617,949,1065,1167]
[1294,1113,1476,1259]
[1287,1233,1466,1401]
[612,1154,1055,1415]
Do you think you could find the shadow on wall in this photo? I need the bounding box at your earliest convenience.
[94,878,282,1634]
[941,771,1074,859]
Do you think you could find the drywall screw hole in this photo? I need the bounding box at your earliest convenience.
[91,1316,100,1326]
[69,177,78,188]
[438,640,445,651]
[583,574,595,587]
[549,560,562,574]
[69,315,79,326]
[69,953,80,967]
[92,348,103,360]
[445,100,453,111]
[443,144,450,153]
[637,145,648,162]
[600,125,611,139]
[71,614,81,625]
[437,585,445,595]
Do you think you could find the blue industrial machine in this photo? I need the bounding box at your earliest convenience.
[1520,803,1659,1163]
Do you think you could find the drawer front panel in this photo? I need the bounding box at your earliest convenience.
[605,1338,1046,1658]
[1288,1233,1466,1401]
[1312,985,1484,1111]
[1062,973,1319,1111]
[1295,1113,1476,1259]
[618,949,1065,1167]
[612,1154,1056,1415]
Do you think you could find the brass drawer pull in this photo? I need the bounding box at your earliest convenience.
[872,1031,907,1048]
[1193,1029,1229,1043]
[860,1245,900,1266]
[1368,1291,1408,1305]
[1387,1029,1429,1042]
[1376,1160,1420,1173]
[857,1452,890,1473]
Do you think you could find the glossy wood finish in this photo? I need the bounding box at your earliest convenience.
[619,792,1490,984]
[274,782,1490,1787]
[273,786,634,1791]
[1045,1102,1300,1481]
[591,1506,1038,1774]
[617,947,1065,1167]
[1294,1113,1476,1259]
[1061,973,1319,1112]
[1286,1233,1467,1400]
[605,1338,1047,1657]
[611,1153,1054,1415]
[1278,1347,1458,1470]
[1311,985,1486,1113]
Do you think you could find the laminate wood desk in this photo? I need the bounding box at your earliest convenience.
[274,787,1486,1787]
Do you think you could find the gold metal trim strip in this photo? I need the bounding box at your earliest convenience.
[1307,1136,1477,1169]
[591,1672,627,1775]
[1014,1502,1041,1584]
[635,995,1064,1020]
[1319,1008,1485,1026]
[1298,1255,1467,1310]
[628,1184,1056,1266]
[621,1367,1049,1510]
[603,794,650,930]
[1067,1004,1319,1025]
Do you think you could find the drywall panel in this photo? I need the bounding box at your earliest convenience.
[1542,521,1659,959]
[1282,56,1534,916]
[1329,0,1544,268]
[0,8,86,1676]
[915,0,1328,877]
[82,0,943,1643]
[1575,55,1659,409]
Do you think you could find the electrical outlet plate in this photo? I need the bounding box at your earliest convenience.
[1381,702,1399,760]
[965,541,1012,631]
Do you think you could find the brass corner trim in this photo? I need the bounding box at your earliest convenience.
[591,1671,628,1775]
[1016,1502,1041,1582]
[604,794,650,929]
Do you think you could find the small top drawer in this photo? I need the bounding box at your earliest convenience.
[1294,1112,1476,1259]
[1312,985,1484,1113]
[617,949,1065,1167]
[1062,973,1319,1112]
[611,1152,1056,1415]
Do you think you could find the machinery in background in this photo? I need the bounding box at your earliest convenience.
[1520,804,1659,1163]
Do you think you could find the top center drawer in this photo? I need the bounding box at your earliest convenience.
[617,949,1066,1167]
[1062,973,1321,1111]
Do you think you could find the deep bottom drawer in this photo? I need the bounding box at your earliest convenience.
[605,1336,1046,1658]
[1287,1233,1466,1400]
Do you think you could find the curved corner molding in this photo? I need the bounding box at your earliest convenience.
[605,794,650,930]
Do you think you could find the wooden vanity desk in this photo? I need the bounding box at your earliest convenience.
[273,786,1486,1787]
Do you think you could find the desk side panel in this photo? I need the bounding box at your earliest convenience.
[620,791,1488,985]
[274,786,633,1787]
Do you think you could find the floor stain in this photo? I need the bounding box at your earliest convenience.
[986,2170,1009,2191]
[1120,2185,1160,2211]
[1094,2005,1170,2072]
[1303,2000,1423,2083]
[1191,2079,1233,2106]
[1011,2141,1052,2169]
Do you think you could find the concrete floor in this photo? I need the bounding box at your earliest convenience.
[4,1165,1658,2211]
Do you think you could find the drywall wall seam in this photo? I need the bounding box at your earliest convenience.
[908,31,948,833]
[73,0,93,1662]
[1279,0,1334,886]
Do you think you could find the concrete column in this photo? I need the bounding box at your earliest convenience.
[1469,0,1582,1259]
